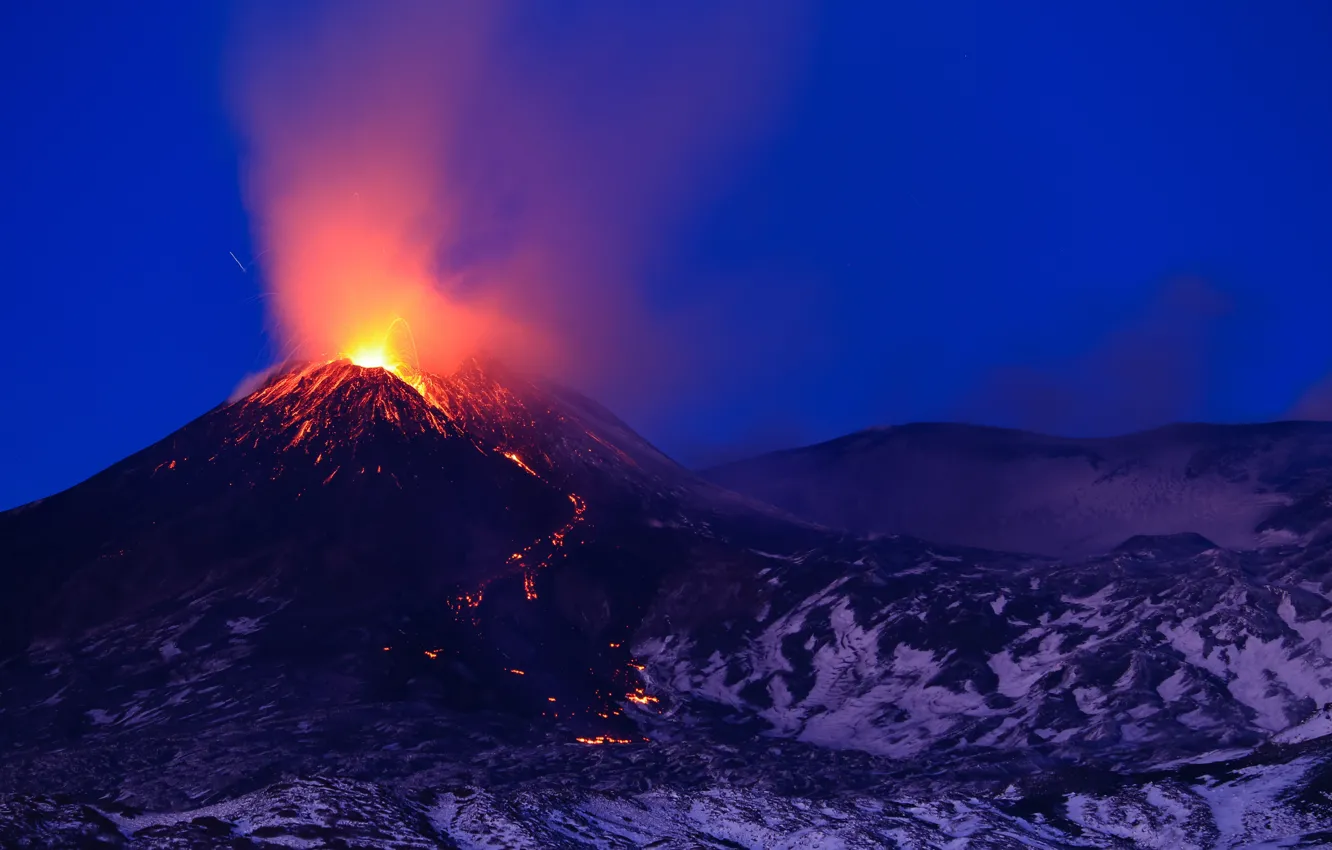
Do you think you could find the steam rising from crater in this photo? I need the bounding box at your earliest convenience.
[230,1,804,392]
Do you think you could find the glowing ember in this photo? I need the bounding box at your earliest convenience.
[626,689,660,706]
[575,736,634,745]
[503,452,540,478]
[447,590,485,615]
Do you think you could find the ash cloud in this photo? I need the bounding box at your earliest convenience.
[961,277,1233,436]
[230,1,806,401]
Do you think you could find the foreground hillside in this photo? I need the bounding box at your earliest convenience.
[4,367,1332,847]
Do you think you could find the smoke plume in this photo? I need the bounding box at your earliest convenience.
[962,277,1233,436]
[230,1,804,399]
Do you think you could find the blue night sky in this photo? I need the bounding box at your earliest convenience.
[2,2,1331,510]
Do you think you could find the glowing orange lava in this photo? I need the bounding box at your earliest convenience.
[503,452,540,478]
[235,350,593,621]
[337,318,437,398]
[345,346,395,372]
[626,688,660,706]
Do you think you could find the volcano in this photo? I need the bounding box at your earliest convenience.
[0,356,790,755]
[6,361,1332,847]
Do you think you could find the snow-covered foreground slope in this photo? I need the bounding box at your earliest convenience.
[5,738,1332,850]
[704,421,1332,556]
[9,489,1332,847]
[637,532,1332,766]
[1274,705,1332,745]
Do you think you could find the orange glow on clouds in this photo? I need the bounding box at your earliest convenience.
[229,1,804,399]
[345,346,394,373]
[248,168,523,375]
[231,4,533,375]
[337,316,432,396]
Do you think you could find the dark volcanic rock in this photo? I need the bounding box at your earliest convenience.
[4,361,1332,846]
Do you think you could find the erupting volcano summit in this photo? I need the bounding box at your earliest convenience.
[0,354,746,751]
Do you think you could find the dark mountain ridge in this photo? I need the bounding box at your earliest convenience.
[704,420,1332,556]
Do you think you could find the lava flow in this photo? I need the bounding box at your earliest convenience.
[230,333,602,618]
[211,329,677,747]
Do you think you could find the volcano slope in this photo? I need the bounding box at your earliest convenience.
[3,360,1332,848]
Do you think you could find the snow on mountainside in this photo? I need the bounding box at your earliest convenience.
[703,421,1332,556]
[8,366,1332,846]
[5,744,1332,848]
[634,532,1332,767]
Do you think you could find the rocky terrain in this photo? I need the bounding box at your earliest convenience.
[3,359,1332,847]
